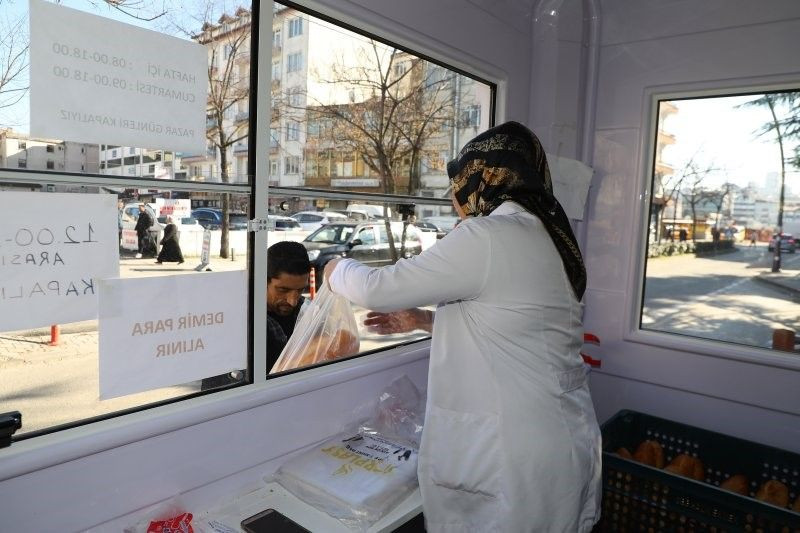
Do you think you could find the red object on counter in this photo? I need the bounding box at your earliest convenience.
[147,512,194,533]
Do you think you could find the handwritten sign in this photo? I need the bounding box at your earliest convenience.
[98,271,246,399]
[29,0,206,153]
[0,191,118,331]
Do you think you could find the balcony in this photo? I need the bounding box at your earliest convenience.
[235,111,249,122]
[234,142,248,153]
[272,44,282,57]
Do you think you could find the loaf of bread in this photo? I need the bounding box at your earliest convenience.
[293,330,360,368]
[719,474,748,495]
[616,447,633,460]
[633,440,665,468]
[664,454,705,481]
[755,480,789,507]
[273,330,360,372]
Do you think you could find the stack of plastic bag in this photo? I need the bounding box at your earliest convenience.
[272,376,425,531]
[270,284,360,373]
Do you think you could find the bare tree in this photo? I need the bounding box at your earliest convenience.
[305,42,458,261]
[706,181,735,232]
[678,161,720,242]
[0,16,28,113]
[656,150,722,242]
[197,21,250,258]
[739,93,800,270]
[91,0,167,21]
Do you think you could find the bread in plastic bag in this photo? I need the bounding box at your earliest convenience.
[270,283,360,373]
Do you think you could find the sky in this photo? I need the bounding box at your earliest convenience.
[662,94,800,194]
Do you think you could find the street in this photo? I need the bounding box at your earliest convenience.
[0,253,426,435]
[642,243,800,348]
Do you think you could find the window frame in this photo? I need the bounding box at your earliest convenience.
[626,79,800,372]
[1,0,503,460]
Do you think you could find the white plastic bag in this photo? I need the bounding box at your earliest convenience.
[359,375,426,448]
[270,284,360,373]
[271,376,425,531]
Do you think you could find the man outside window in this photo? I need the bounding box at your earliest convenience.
[134,203,154,259]
[200,241,311,390]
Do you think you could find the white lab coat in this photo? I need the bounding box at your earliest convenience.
[329,201,601,532]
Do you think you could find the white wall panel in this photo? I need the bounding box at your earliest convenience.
[581,0,800,438]
[595,18,800,130]
[584,128,643,291]
[600,0,800,48]
[590,372,800,454]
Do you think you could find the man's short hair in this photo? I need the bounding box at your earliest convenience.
[268,241,311,280]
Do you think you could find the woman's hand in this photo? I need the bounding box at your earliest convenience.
[323,258,343,289]
[363,308,433,335]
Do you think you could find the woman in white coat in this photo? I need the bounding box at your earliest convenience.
[325,121,601,532]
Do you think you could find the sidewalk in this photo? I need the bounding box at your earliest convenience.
[0,252,249,434]
[753,271,800,296]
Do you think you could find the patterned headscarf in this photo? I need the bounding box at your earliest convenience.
[447,121,586,300]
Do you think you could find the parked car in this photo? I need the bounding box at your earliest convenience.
[346,204,391,219]
[303,221,423,287]
[414,221,446,239]
[268,215,303,231]
[191,208,249,231]
[421,216,460,233]
[291,210,348,232]
[768,233,796,253]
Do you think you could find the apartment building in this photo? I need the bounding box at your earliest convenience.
[0,129,99,174]
[192,4,491,215]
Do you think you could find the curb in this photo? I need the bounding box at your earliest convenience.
[752,274,800,297]
[5,321,98,338]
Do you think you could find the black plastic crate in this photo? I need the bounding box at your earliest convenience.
[594,410,800,532]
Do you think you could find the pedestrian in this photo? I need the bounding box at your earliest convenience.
[325,121,601,532]
[750,231,757,247]
[134,203,154,259]
[117,200,124,249]
[679,228,687,242]
[156,216,184,264]
[200,241,311,390]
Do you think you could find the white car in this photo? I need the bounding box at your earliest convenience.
[422,216,460,233]
[268,215,303,231]
[267,215,309,245]
[290,210,349,232]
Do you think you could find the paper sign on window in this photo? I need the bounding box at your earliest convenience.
[29,0,206,154]
[0,191,119,331]
[98,271,247,400]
